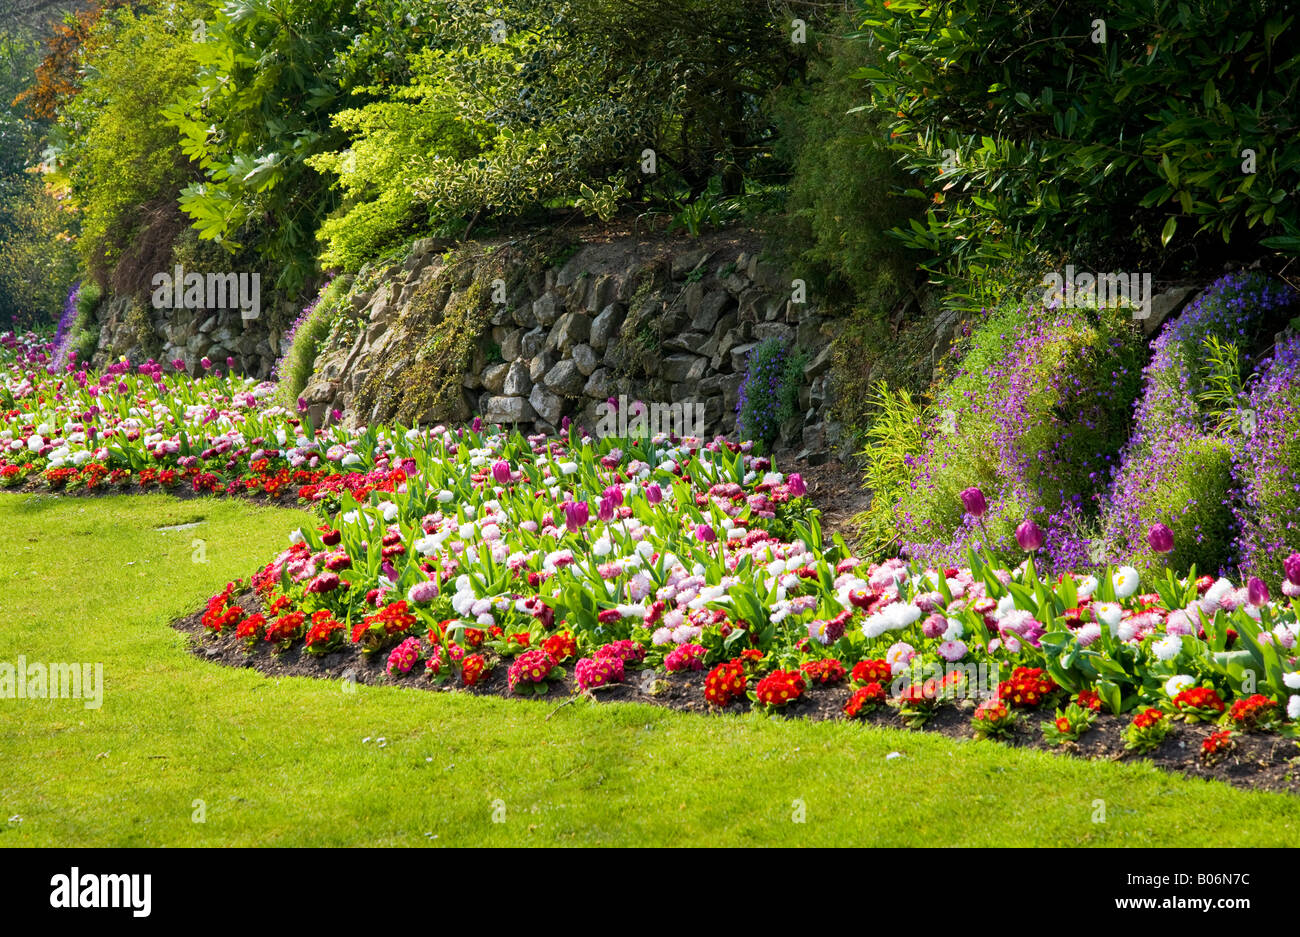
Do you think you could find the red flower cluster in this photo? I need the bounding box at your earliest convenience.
[851,658,891,687]
[1228,694,1277,731]
[1172,686,1224,715]
[997,666,1056,708]
[201,585,243,633]
[1074,688,1102,712]
[844,682,886,718]
[304,610,346,654]
[799,658,847,685]
[1132,707,1165,730]
[703,659,746,707]
[1201,729,1236,761]
[234,612,266,644]
[754,670,806,708]
[353,600,417,644]
[264,610,306,644]
[541,631,577,662]
[461,654,489,687]
[974,698,1011,723]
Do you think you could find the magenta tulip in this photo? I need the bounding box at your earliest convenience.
[959,487,987,518]
[561,500,589,532]
[1284,553,1300,587]
[1015,520,1044,552]
[1147,523,1175,554]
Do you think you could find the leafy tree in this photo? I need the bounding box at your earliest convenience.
[767,9,921,304]
[858,0,1300,286]
[0,26,77,324]
[164,0,435,296]
[310,0,831,269]
[56,1,206,288]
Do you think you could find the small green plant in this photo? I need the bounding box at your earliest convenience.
[852,380,930,558]
[66,280,103,364]
[1196,335,1245,434]
[573,178,628,222]
[667,178,738,238]
[1041,703,1098,746]
[1124,707,1174,754]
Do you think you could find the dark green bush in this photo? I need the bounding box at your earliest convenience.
[767,11,921,305]
[858,0,1300,286]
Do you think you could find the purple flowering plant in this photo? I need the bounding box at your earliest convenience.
[893,300,1144,572]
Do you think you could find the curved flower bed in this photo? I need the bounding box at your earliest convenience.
[6,328,1300,788]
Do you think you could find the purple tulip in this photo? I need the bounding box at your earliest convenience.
[645,483,663,504]
[959,486,987,518]
[171,358,185,371]
[597,495,616,522]
[1147,523,1175,555]
[296,397,309,414]
[331,408,342,422]
[1248,577,1271,606]
[562,500,589,532]
[1014,520,1043,552]
[226,356,235,368]
[200,356,212,370]
[471,416,483,433]
[695,523,716,543]
[561,415,571,432]
[603,484,623,507]
[786,473,807,497]
[1284,553,1300,587]
[492,460,511,484]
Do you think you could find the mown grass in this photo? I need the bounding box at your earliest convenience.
[0,492,1296,846]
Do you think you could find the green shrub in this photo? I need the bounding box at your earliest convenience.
[1123,434,1236,577]
[57,3,203,286]
[1100,272,1296,576]
[274,277,349,405]
[767,10,920,305]
[852,381,930,558]
[309,0,831,269]
[0,173,78,326]
[1234,334,1300,585]
[166,0,427,295]
[858,0,1300,285]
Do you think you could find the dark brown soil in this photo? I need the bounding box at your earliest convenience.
[4,478,299,508]
[173,588,1300,796]
[779,455,872,546]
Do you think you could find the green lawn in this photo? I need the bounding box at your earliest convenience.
[0,492,1296,846]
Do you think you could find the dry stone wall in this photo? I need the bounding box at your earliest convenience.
[303,232,842,460]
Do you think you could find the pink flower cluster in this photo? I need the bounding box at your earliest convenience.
[386,637,422,676]
[664,642,707,672]
[507,649,556,691]
[575,655,624,691]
